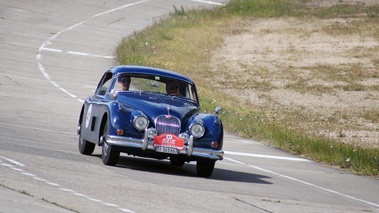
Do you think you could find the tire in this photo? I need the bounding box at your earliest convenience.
[170,158,185,167]
[101,120,119,166]
[196,160,215,178]
[78,126,95,155]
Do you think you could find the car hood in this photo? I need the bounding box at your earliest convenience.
[117,92,199,121]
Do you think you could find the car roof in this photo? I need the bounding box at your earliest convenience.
[109,65,195,85]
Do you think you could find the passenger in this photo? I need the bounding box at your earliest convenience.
[166,81,180,96]
[117,75,131,91]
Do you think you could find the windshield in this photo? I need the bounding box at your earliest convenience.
[111,74,198,103]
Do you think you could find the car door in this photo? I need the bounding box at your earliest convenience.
[81,71,113,143]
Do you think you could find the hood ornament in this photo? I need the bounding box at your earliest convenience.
[166,106,172,118]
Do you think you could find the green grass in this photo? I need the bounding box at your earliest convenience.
[116,0,379,176]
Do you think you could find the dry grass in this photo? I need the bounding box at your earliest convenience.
[210,16,379,148]
[117,0,379,175]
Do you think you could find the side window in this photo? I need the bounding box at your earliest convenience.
[184,84,198,104]
[96,72,112,96]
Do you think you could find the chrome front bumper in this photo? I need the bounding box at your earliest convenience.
[103,129,223,161]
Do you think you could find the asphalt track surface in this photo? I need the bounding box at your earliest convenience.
[0,1,378,213]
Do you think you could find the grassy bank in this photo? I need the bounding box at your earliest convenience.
[116,0,379,176]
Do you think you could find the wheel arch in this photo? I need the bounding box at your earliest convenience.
[78,105,85,125]
[98,112,109,143]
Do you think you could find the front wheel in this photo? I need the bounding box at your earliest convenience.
[196,160,215,178]
[101,120,119,166]
[102,141,119,166]
[78,126,95,155]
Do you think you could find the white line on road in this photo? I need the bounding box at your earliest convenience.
[0,156,135,213]
[225,157,379,209]
[225,151,311,162]
[41,47,114,59]
[0,156,25,167]
[189,0,225,6]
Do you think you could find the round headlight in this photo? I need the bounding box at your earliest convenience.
[133,115,149,131]
[189,123,205,138]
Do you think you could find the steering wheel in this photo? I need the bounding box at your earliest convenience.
[169,93,182,96]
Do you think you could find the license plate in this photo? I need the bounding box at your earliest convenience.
[155,146,179,154]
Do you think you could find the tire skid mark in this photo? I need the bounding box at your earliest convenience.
[233,197,274,213]
[1,156,135,213]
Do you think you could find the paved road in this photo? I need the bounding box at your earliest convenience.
[1,0,378,212]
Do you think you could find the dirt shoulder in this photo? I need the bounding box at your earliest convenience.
[210,1,379,148]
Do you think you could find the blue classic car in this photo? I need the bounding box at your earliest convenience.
[77,65,224,177]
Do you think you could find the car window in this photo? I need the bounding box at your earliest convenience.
[96,72,112,96]
[112,75,163,92]
[186,84,198,103]
[131,77,165,93]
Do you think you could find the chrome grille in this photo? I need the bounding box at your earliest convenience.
[155,115,181,135]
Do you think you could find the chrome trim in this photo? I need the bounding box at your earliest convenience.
[155,115,181,135]
[214,106,222,115]
[187,135,193,156]
[142,127,149,150]
[133,114,149,131]
[77,125,81,134]
[105,134,223,160]
[189,122,205,138]
[99,136,105,146]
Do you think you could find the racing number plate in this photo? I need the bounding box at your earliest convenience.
[155,146,179,154]
[153,134,184,155]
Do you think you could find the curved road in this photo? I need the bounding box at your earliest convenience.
[1,1,378,212]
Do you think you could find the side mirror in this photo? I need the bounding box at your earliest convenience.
[109,89,118,100]
[214,106,222,115]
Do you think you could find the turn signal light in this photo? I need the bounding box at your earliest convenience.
[117,129,124,136]
[211,141,218,148]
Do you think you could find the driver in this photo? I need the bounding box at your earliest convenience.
[117,75,131,91]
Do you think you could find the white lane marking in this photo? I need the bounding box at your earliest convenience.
[11,167,24,172]
[36,0,152,103]
[86,197,103,203]
[104,203,119,207]
[0,156,135,213]
[0,156,25,167]
[1,163,13,167]
[21,172,37,177]
[225,157,379,209]
[189,0,225,6]
[225,151,311,162]
[41,47,114,59]
[58,188,74,193]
